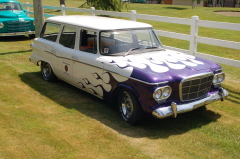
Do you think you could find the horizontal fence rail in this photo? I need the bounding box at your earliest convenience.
[155,30,190,41]
[135,14,192,25]
[22,3,240,68]
[198,20,240,31]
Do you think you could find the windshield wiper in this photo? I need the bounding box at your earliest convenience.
[124,47,140,57]
[145,47,165,52]
[145,46,159,49]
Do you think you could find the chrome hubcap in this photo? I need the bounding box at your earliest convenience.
[43,64,51,78]
[121,92,133,119]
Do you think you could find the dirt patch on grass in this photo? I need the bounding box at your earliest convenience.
[215,11,240,17]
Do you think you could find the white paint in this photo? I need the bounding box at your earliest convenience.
[128,62,146,69]
[46,15,152,31]
[102,73,111,83]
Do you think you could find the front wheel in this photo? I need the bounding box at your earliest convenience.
[118,89,144,125]
[41,62,57,82]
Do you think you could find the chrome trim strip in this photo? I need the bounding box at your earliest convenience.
[44,50,52,54]
[214,68,222,72]
[43,51,169,86]
[129,77,168,86]
[0,31,35,36]
[180,72,213,83]
[152,88,229,119]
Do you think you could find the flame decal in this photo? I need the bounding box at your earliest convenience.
[76,70,128,98]
[101,50,205,74]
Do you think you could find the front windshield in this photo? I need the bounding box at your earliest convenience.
[100,28,163,56]
[0,3,22,11]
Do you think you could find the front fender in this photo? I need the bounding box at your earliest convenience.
[112,83,148,111]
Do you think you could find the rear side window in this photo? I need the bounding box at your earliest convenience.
[40,22,61,42]
[59,26,76,49]
[79,29,97,54]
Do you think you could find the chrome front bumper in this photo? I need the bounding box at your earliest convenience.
[0,31,35,36]
[152,88,228,119]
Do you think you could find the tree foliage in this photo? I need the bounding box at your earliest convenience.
[80,0,128,11]
[59,0,66,6]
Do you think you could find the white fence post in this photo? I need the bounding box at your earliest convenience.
[130,10,136,21]
[61,4,66,16]
[189,16,199,55]
[26,2,29,17]
[90,7,95,16]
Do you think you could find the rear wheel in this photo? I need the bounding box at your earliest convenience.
[118,88,144,125]
[41,62,57,82]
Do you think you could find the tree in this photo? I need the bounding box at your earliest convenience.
[59,0,66,6]
[33,0,44,37]
[80,0,128,12]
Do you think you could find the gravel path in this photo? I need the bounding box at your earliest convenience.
[215,11,240,16]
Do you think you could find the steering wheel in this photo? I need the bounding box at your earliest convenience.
[138,40,150,47]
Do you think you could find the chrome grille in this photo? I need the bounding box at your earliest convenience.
[180,73,214,101]
[7,21,31,32]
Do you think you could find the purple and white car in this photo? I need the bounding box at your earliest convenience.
[29,15,228,125]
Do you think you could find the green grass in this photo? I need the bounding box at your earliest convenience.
[0,1,240,158]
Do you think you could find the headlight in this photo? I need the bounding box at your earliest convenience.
[153,86,171,102]
[162,87,171,97]
[213,75,218,84]
[213,73,225,86]
[154,89,162,99]
[0,23,4,29]
[218,74,225,83]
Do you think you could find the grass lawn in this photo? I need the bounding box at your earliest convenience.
[0,1,239,158]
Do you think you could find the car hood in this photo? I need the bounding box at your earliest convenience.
[100,49,221,84]
[0,10,27,18]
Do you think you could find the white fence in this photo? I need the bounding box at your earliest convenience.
[23,3,240,68]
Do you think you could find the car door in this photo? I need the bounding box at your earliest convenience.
[37,22,61,64]
[51,25,77,83]
[72,29,105,98]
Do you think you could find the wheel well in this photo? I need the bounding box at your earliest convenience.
[40,61,52,68]
[39,61,47,67]
[111,86,142,108]
[35,60,41,66]
[40,61,58,82]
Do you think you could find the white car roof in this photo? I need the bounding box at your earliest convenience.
[46,15,152,30]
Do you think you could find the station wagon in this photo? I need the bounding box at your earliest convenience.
[29,15,228,125]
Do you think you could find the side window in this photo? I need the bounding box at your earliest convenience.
[59,26,76,49]
[135,30,158,47]
[80,29,97,54]
[40,22,61,42]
